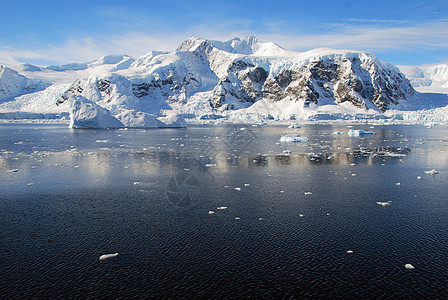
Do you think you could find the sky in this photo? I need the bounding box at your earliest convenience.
[0,0,447,67]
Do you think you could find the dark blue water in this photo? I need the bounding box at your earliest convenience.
[1,122,448,299]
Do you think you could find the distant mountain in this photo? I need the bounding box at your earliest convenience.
[0,65,50,103]
[399,63,448,94]
[2,36,447,128]
[45,55,135,72]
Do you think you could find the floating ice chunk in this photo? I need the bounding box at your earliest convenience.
[217,206,227,210]
[376,201,392,207]
[347,250,354,254]
[208,211,215,215]
[234,187,241,191]
[99,253,118,260]
[279,134,308,142]
[424,169,439,175]
[405,263,415,269]
[348,130,375,136]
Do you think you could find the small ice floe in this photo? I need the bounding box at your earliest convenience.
[376,201,392,207]
[279,134,308,143]
[283,150,292,155]
[95,140,108,143]
[234,187,241,191]
[244,183,250,187]
[208,211,215,215]
[99,253,118,260]
[424,169,439,175]
[405,263,415,270]
[304,192,312,195]
[417,176,422,180]
[346,250,354,254]
[348,130,375,137]
[217,206,227,210]
[8,169,19,173]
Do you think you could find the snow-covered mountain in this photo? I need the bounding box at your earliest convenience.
[399,63,448,94]
[1,36,447,128]
[0,65,50,103]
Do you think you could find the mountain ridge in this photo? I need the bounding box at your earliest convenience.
[1,36,447,128]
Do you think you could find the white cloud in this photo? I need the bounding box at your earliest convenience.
[260,20,448,52]
[1,19,447,66]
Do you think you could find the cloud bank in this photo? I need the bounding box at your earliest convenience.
[1,19,447,66]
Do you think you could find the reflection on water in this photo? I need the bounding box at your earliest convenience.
[1,123,448,299]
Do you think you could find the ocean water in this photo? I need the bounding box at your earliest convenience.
[1,122,447,299]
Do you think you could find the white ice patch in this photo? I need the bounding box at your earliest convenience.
[348,129,376,136]
[279,134,309,142]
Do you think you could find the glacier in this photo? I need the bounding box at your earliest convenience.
[1,36,448,128]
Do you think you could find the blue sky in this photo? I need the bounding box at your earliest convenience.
[1,0,447,66]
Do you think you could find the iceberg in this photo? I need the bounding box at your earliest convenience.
[348,129,376,136]
[69,96,124,129]
[279,134,309,142]
[99,253,118,260]
[424,169,439,175]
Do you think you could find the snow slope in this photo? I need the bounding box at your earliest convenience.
[0,66,50,103]
[399,63,448,94]
[1,36,447,127]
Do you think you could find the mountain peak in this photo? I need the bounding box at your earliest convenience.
[175,36,285,56]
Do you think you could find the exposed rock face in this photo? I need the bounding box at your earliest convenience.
[52,36,415,127]
[210,54,414,112]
